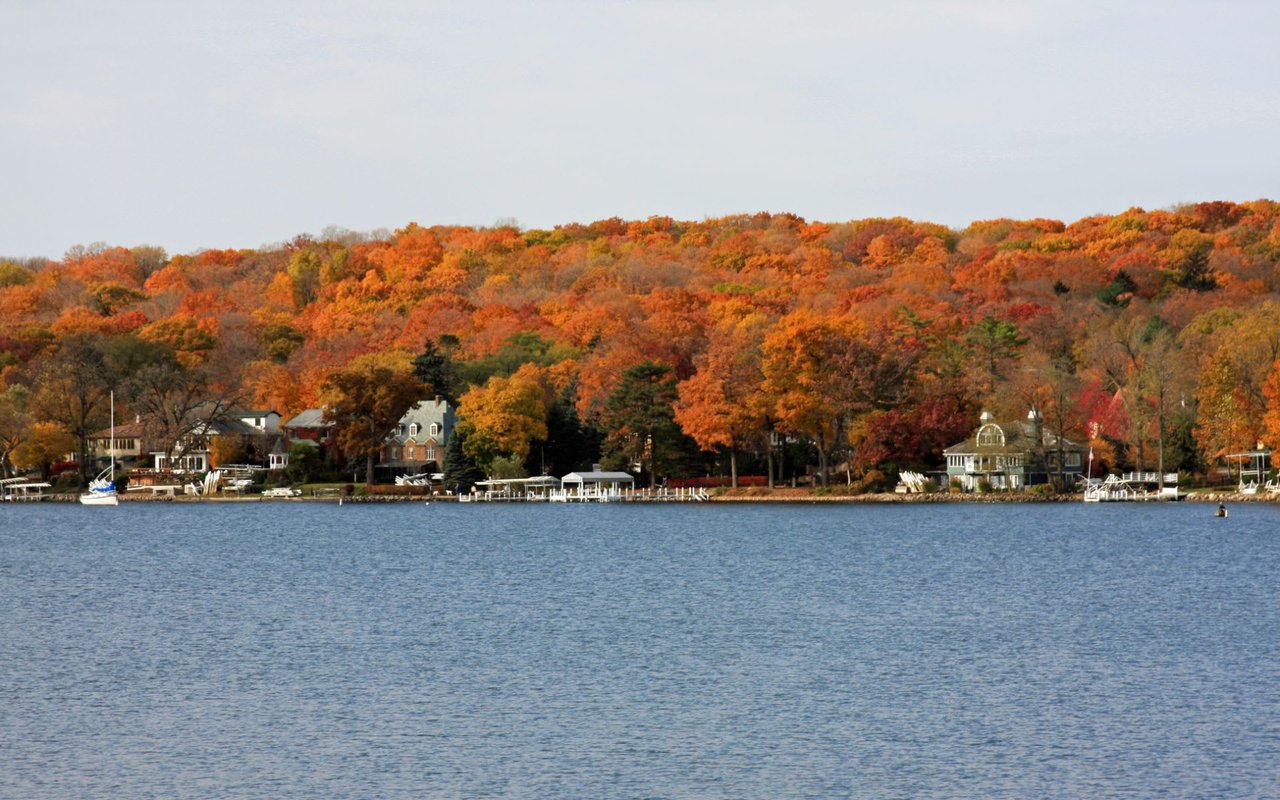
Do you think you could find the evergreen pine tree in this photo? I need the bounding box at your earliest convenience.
[442,427,485,493]
[412,339,458,403]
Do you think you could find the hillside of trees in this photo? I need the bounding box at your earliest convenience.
[4,200,1280,489]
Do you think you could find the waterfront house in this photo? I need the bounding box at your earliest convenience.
[377,396,455,479]
[943,410,1085,491]
[150,416,262,473]
[279,407,335,470]
[283,408,333,445]
[86,419,150,470]
[236,409,281,435]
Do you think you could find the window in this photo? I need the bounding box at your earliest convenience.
[1066,453,1081,467]
[407,446,415,459]
[426,447,436,461]
[391,446,399,460]
[976,424,1005,447]
[409,423,419,437]
[429,423,439,437]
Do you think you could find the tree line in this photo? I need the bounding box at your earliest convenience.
[3,201,1280,489]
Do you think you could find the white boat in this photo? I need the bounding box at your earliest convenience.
[80,391,119,506]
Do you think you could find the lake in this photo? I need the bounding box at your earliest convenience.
[1,501,1277,798]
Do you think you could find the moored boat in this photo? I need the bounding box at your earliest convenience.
[79,392,119,506]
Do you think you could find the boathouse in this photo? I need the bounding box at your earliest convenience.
[468,476,562,501]
[554,470,636,502]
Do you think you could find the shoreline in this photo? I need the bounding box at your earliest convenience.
[14,490,1273,504]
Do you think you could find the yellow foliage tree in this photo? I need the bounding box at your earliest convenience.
[762,310,863,485]
[456,364,548,473]
[12,422,75,481]
[674,319,768,486]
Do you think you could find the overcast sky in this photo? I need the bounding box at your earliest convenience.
[3,0,1278,259]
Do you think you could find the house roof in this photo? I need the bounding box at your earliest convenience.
[284,408,331,429]
[233,409,280,418]
[944,417,1083,456]
[197,417,259,436]
[88,421,149,439]
[388,398,455,444]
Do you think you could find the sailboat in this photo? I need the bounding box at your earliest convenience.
[80,391,119,506]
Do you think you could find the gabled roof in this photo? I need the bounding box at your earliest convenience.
[88,421,149,439]
[388,398,455,444]
[192,417,259,436]
[944,417,1082,456]
[284,408,331,429]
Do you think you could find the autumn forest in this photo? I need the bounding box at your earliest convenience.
[4,200,1280,491]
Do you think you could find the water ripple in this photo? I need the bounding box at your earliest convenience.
[1,502,1277,798]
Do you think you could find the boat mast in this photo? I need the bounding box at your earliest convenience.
[109,391,115,483]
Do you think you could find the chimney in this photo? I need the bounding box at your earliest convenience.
[592,463,602,472]
[435,394,442,405]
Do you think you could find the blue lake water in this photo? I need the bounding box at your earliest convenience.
[1,501,1277,798]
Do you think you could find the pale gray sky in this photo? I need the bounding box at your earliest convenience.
[3,1,1278,258]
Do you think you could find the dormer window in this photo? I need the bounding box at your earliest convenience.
[976,423,1005,447]
[429,423,439,437]
[409,423,419,437]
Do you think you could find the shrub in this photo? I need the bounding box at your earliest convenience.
[977,478,993,493]
[861,469,889,492]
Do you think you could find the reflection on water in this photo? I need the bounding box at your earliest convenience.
[1,502,1277,798]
